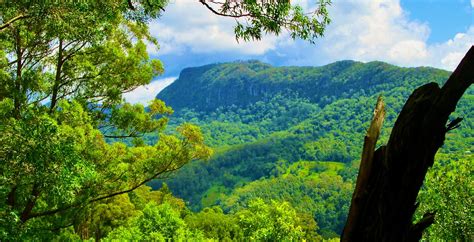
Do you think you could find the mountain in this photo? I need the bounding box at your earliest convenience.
[151,60,472,238]
[157,60,450,112]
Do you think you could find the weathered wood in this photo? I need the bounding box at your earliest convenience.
[342,45,474,242]
[343,96,385,239]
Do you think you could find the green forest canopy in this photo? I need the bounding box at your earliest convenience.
[0,0,332,240]
[154,60,472,239]
[1,1,472,241]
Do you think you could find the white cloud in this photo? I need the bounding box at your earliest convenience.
[306,0,432,65]
[426,27,474,70]
[275,0,473,71]
[148,1,278,56]
[471,0,474,8]
[124,77,176,104]
[388,40,428,62]
[148,0,473,71]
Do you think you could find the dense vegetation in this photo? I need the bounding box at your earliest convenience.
[0,1,214,240]
[154,60,473,239]
[1,1,471,240]
[0,0,336,240]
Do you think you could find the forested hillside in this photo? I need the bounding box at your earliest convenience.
[3,1,471,241]
[158,60,450,112]
[153,60,473,239]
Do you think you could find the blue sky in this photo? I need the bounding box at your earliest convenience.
[401,0,473,44]
[124,0,473,104]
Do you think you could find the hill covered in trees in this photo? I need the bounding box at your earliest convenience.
[158,60,450,112]
[4,1,470,241]
[153,60,473,239]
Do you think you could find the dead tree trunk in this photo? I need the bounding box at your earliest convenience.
[342,45,474,242]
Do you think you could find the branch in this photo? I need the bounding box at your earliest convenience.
[103,134,140,139]
[446,117,463,131]
[62,41,87,63]
[49,39,64,113]
[26,174,154,220]
[199,0,251,18]
[342,96,385,240]
[0,14,29,31]
[434,45,474,119]
[128,0,136,10]
[7,185,17,207]
[20,183,41,223]
[409,212,435,241]
[26,139,190,221]
[58,73,101,90]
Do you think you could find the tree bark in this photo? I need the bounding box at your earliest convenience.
[342,45,473,242]
[49,38,63,113]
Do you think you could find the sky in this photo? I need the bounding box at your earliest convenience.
[124,0,474,104]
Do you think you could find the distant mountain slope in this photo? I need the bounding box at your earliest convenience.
[157,60,450,112]
[150,60,472,237]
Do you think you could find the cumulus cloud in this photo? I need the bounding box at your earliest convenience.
[426,28,474,70]
[272,0,473,71]
[324,0,430,63]
[283,0,470,70]
[123,77,176,104]
[148,1,278,56]
[148,0,473,73]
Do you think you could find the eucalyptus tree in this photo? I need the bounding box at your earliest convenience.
[0,0,331,239]
[0,1,198,239]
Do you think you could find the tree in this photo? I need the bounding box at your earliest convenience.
[6,0,469,241]
[235,198,307,241]
[75,194,137,240]
[198,0,331,43]
[415,154,473,240]
[185,206,243,240]
[104,202,200,241]
[342,48,473,241]
[0,1,211,239]
[0,0,330,239]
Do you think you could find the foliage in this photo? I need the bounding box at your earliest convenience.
[103,202,198,241]
[223,172,352,237]
[102,193,321,241]
[157,60,472,238]
[415,154,473,241]
[235,198,306,241]
[198,0,331,43]
[1,1,472,239]
[1,0,333,238]
[185,206,243,241]
[0,1,213,240]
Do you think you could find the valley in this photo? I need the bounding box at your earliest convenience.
[149,60,472,238]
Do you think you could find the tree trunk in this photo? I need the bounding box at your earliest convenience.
[342,45,474,242]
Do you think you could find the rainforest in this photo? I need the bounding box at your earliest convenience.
[1,1,472,241]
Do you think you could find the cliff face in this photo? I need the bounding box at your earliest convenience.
[157,60,450,112]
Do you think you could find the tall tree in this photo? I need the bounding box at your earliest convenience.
[0,0,330,239]
[0,1,208,239]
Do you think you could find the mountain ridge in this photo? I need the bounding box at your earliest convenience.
[157,60,451,112]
